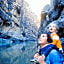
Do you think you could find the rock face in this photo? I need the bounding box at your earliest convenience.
[39,0,64,37]
[0,0,39,41]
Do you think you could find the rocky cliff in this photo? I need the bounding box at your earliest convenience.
[0,0,39,41]
[39,0,64,38]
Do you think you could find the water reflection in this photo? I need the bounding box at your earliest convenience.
[0,41,37,64]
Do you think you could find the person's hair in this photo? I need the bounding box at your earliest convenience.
[47,33,52,43]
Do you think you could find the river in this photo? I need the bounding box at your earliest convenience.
[0,41,37,64]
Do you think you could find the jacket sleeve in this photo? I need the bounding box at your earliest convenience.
[49,49,63,64]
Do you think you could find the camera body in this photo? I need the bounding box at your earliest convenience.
[30,58,39,64]
[30,58,37,62]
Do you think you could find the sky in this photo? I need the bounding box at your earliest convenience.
[25,0,51,20]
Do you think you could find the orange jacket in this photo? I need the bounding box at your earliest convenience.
[50,33,62,48]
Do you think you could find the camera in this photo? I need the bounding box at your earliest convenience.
[30,58,37,62]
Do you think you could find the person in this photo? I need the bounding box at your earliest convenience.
[48,23,63,53]
[34,33,63,64]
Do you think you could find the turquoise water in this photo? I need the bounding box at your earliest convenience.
[0,41,37,64]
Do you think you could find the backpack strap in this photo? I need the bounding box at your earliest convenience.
[43,44,59,58]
